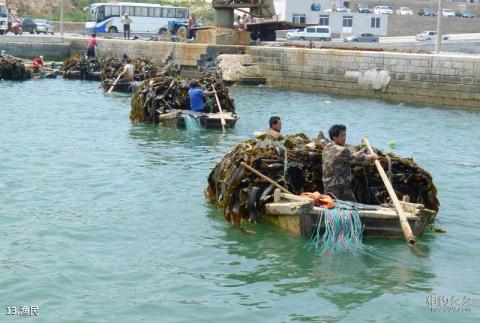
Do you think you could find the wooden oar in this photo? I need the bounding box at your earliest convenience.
[363,137,416,245]
[241,162,292,194]
[211,84,226,133]
[107,72,123,94]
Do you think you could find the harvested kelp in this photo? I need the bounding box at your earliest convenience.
[101,57,159,90]
[62,55,102,80]
[0,55,32,80]
[206,133,439,228]
[130,75,235,124]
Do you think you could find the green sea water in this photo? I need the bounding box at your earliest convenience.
[0,79,479,322]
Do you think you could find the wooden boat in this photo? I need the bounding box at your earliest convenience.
[63,71,102,81]
[263,191,437,238]
[158,109,239,129]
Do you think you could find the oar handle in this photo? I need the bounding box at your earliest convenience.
[241,162,292,194]
[363,137,416,245]
[212,84,226,132]
[107,72,123,94]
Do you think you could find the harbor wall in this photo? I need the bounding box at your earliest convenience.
[0,36,71,60]
[245,46,480,108]
[2,36,480,109]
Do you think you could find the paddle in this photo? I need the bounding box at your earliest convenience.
[241,162,292,195]
[211,84,226,133]
[107,72,123,94]
[363,137,416,246]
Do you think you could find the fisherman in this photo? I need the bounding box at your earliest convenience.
[32,56,44,74]
[119,58,134,81]
[86,33,97,58]
[264,116,282,140]
[188,80,214,112]
[122,13,132,40]
[322,124,378,202]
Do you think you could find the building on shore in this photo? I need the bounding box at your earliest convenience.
[272,0,388,36]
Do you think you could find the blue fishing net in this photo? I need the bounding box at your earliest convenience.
[305,200,365,254]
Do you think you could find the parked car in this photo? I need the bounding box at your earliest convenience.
[344,33,379,43]
[335,6,350,13]
[354,3,371,13]
[416,31,449,41]
[396,7,413,16]
[7,18,22,35]
[33,19,54,34]
[418,8,436,16]
[286,26,331,41]
[442,8,455,17]
[21,18,37,34]
[456,10,475,18]
[373,6,393,15]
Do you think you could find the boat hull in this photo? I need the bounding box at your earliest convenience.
[263,200,437,238]
[159,109,239,129]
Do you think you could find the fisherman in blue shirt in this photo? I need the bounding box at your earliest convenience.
[188,80,214,112]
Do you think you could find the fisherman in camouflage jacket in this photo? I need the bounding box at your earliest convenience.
[322,124,378,202]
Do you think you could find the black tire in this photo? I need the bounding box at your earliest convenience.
[159,28,168,36]
[108,26,118,34]
[353,39,358,42]
[176,26,188,40]
[300,37,305,41]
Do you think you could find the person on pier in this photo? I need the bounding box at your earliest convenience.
[322,124,378,202]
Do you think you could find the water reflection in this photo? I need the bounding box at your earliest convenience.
[205,207,435,317]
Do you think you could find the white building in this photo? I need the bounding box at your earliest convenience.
[272,0,388,36]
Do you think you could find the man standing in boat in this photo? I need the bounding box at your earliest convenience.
[265,116,282,140]
[188,80,214,113]
[322,124,378,201]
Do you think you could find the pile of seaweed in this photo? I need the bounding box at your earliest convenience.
[206,133,439,228]
[62,55,102,80]
[0,56,32,80]
[130,75,235,123]
[101,57,159,89]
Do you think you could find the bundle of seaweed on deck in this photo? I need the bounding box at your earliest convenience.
[206,133,439,228]
[130,75,235,123]
[62,55,102,80]
[0,55,32,80]
[100,57,159,90]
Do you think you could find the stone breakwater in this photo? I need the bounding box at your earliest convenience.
[2,35,480,108]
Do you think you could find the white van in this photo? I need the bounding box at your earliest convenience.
[286,26,331,41]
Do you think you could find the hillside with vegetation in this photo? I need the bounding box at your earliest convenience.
[5,0,212,22]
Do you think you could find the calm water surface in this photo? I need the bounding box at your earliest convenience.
[0,79,479,322]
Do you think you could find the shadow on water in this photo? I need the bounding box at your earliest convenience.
[204,206,436,315]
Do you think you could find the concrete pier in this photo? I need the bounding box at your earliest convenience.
[2,35,480,108]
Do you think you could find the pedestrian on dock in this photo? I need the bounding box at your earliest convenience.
[122,13,132,40]
[322,124,378,202]
[188,80,214,113]
[265,116,282,140]
[86,34,97,58]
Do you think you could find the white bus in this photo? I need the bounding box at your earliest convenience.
[0,3,8,35]
[85,2,189,35]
